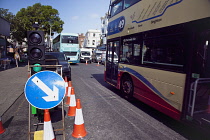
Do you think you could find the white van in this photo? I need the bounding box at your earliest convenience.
[80,48,92,63]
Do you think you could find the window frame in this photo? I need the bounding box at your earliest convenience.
[110,0,141,17]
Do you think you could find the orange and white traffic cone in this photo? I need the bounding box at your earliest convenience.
[68,81,72,87]
[72,99,87,138]
[96,61,100,66]
[85,60,88,65]
[43,109,55,140]
[64,76,68,96]
[0,116,5,134]
[67,87,76,117]
[65,86,71,105]
[65,80,73,97]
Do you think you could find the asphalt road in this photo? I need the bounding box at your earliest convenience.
[1,62,210,140]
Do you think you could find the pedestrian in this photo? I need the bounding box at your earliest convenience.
[14,51,20,67]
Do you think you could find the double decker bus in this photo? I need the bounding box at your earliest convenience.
[105,0,210,127]
[53,33,80,63]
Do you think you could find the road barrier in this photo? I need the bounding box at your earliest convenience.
[0,116,5,134]
[43,109,55,140]
[72,99,87,138]
[67,87,76,117]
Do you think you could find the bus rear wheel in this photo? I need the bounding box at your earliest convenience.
[120,74,134,101]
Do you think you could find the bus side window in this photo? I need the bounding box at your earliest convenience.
[120,43,132,64]
[142,36,184,69]
[133,44,141,64]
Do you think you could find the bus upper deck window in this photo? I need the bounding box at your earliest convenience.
[124,0,140,9]
[111,1,123,17]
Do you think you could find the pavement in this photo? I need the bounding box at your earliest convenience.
[0,62,28,116]
[0,62,68,139]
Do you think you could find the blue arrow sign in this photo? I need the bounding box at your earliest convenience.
[25,71,66,109]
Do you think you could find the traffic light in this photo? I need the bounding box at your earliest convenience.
[27,30,45,74]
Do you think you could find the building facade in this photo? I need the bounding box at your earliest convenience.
[0,17,10,58]
[78,33,85,48]
[83,29,101,49]
[100,13,108,46]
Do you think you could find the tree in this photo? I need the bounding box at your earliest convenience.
[14,3,64,42]
[0,8,15,21]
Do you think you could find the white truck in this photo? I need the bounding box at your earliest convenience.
[80,48,92,63]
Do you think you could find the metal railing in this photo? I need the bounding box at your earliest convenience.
[188,78,210,117]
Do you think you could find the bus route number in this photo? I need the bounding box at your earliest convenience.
[118,17,125,31]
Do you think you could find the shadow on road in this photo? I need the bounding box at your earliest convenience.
[92,73,210,140]
[3,116,14,129]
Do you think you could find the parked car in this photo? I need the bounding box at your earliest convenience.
[45,52,71,81]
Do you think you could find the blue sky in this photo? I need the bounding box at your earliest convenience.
[0,0,110,36]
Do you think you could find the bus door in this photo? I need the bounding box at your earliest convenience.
[106,41,120,86]
[188,29,210,124]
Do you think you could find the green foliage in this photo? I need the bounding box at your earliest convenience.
[1,3,64,43]
[0,8,15,21]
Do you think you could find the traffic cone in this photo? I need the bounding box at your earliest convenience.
[72,99,87,138]
[96,61,100,66]
[65,86,71,105]
[64,76,68,86]
[68,81,72,87]
[0,116,5,134]
[64,76,68,96]
[67,87,76,117]
[43,109,55,140]
[85,60,88,65]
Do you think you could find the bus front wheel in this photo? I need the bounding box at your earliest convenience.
[120,74,134,101]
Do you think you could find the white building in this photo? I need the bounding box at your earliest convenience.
[83,29,101,49]
[100,13,108,45]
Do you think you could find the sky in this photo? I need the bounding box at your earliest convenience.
[0,0,110,37]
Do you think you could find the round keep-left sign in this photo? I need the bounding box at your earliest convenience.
[25,71,66,109]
